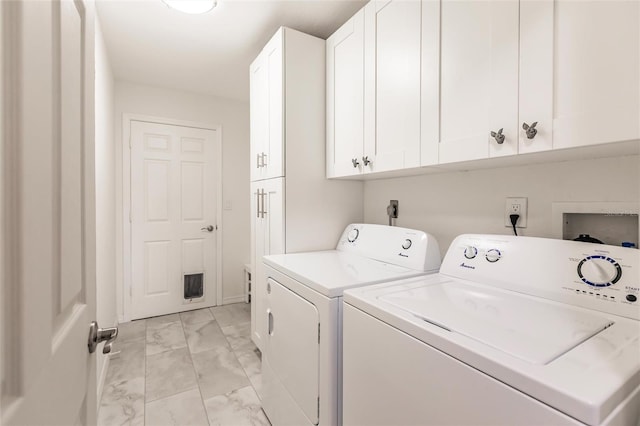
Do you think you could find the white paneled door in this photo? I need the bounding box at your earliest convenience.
[130,121,219,320]
[2,0,98,424]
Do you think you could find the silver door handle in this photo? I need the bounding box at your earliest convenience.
[262,153,267,167]
[260,189,267,218]
[256,153,261,169]
[268,310,274,336]
[200,225,215,232]
[256,190,261,218]
[88,321,118,354]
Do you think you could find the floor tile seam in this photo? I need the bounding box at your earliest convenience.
[220,322,254,391]
[180,316,212,425]
[144,383,200,404]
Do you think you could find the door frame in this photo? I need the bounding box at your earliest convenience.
[121,113,223,322]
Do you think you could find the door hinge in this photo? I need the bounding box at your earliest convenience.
[318,323,320,344]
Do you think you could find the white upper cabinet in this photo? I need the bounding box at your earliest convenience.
[327,9,365,178]
[364,0,422,173]
[250,30,284,181]
[520,0,640,153]
[438,0,520,164]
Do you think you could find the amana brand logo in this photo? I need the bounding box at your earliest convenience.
[459,263,475,269]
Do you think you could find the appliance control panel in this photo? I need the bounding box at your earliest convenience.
[441,234,640,320]
[336,224,441,273]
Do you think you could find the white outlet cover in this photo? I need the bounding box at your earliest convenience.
[505,197,528,228]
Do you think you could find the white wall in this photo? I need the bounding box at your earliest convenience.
[114,81,250,320]
[94,17,116,402]
[364,155,640,257]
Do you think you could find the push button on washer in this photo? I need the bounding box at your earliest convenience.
[626,294,637,302]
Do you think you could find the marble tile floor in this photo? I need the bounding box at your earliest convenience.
[98,303,269,426]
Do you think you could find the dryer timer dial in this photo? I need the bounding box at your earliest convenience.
[347,228,359,243]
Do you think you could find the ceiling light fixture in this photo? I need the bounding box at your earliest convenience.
[162,0,217,14]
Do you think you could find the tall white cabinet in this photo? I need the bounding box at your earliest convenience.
[249,27,363,351]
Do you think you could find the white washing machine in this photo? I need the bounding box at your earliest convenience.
[260,223,441,426]
[342,234,640,426]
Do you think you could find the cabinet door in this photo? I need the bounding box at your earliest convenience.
[250,53,268,181]
[364,0,422,173]
[250,178,285,350]
[263,30,284,179]
[520,0,640,152]
[439,0,519,164]
[327,10,365,178]
[250,30,284,181]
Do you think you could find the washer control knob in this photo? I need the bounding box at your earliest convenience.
[402,239,412,250]
[464,246,478,259]
[485,249,501,263]
[347,228,359,243]
[577,256,622,287]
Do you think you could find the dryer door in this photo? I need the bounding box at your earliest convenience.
[263,277,320,425]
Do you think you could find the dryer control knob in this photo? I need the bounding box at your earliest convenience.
[485,249,501,263]
[402,239,412,250]
[347,228,359,243]
[577,256,621,287]
[464,246,478,259]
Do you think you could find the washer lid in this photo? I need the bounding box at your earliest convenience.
[380,280,614,364]
[263,251,423,298]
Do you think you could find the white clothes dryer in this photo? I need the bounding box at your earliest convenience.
[259,223,441,426]
[342,234,640,426]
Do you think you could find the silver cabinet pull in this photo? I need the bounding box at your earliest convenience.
[362,156,371,166]
[200,225,214,232]
[262,153,267,167]
[256,153,261,169]
[256,190,260,218]
[260,189,267,218]
[522,122,538,139]
[88,321,118,354]
[351,158,360,168]
[490,128,505,144]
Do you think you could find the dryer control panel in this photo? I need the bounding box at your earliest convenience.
[441,234,640,320]
[337,224,441,273]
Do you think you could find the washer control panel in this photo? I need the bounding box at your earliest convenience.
[441,234,640,320]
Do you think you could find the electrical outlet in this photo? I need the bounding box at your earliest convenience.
[505,197,528,228]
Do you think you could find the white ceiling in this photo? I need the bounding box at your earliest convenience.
[96,0,367,101]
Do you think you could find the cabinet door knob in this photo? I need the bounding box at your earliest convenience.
[362,156,371,166]
[490,128,505,144]
[522,122,538,139]
[351,158,360,168]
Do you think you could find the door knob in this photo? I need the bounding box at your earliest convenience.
[490,128,505,144]
[362,156,371,166]
[351,158,360,168]
[201,225,215,232]
[522,122,538,139]
[88,321,118,354]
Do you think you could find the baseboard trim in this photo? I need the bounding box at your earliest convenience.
[222,295,247,305]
